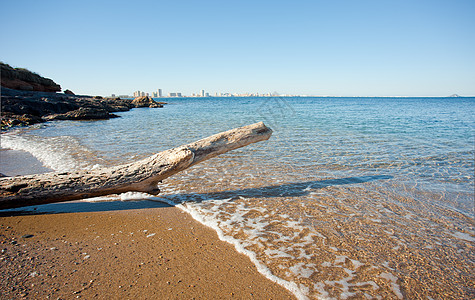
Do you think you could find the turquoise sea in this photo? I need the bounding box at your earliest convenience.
[2,96,474,299]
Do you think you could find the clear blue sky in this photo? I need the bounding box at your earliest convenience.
[1,0,474,96]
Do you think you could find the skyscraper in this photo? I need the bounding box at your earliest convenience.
[200,89,205,97]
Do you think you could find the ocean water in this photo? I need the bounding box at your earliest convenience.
[1,96,474,299]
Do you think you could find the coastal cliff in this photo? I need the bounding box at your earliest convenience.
[0,62,61,93]
[1,63,165,130]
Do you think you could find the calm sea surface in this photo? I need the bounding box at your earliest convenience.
[2,97,474,299]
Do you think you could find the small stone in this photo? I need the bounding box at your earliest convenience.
[21,234,34,239]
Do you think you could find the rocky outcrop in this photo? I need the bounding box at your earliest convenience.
[1,88,165,130]
[0,62,61,93]
[45,107,119,121]
[1,113,43,128]
[131,96,164,108]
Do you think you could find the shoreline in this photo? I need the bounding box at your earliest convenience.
[0,204,296,299]
[1,87,165,131]
[0,141,296,298]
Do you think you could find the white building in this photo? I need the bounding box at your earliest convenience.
[169,92,182,97]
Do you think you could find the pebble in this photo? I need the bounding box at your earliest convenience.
[21,234,34,239]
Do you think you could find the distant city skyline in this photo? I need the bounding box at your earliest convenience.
[1,1,474,97]
[115,88,467,99]
[119,89,274,98]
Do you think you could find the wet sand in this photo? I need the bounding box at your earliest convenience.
[0,205,295,299]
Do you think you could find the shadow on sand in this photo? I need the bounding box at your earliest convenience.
[0,175,392,216]
[0,200,171,217]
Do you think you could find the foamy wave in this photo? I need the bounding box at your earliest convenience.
[1,132,104,172]
[176,201,309,300]
[79,192,176,206]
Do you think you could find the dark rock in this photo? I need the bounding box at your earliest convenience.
[18,84,34,91]
[46,107,119,120]
[106,105,132,112]
[64,89,75,95]
[1,87,165,130]
[1,113,44,129]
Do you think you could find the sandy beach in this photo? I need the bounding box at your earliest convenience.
[0,123,294,299]
[0,204,295,299]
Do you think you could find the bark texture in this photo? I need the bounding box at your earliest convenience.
[0,122,272,209]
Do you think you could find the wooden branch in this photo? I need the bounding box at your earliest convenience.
[0,122,272,209]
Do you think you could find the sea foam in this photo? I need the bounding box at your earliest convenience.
[1,131,102,172]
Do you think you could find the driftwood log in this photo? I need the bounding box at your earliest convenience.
[0,122,272,209]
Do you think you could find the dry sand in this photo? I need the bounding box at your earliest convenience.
[0,204,295,299]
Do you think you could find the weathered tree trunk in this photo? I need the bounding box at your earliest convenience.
[0,122,272,209]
